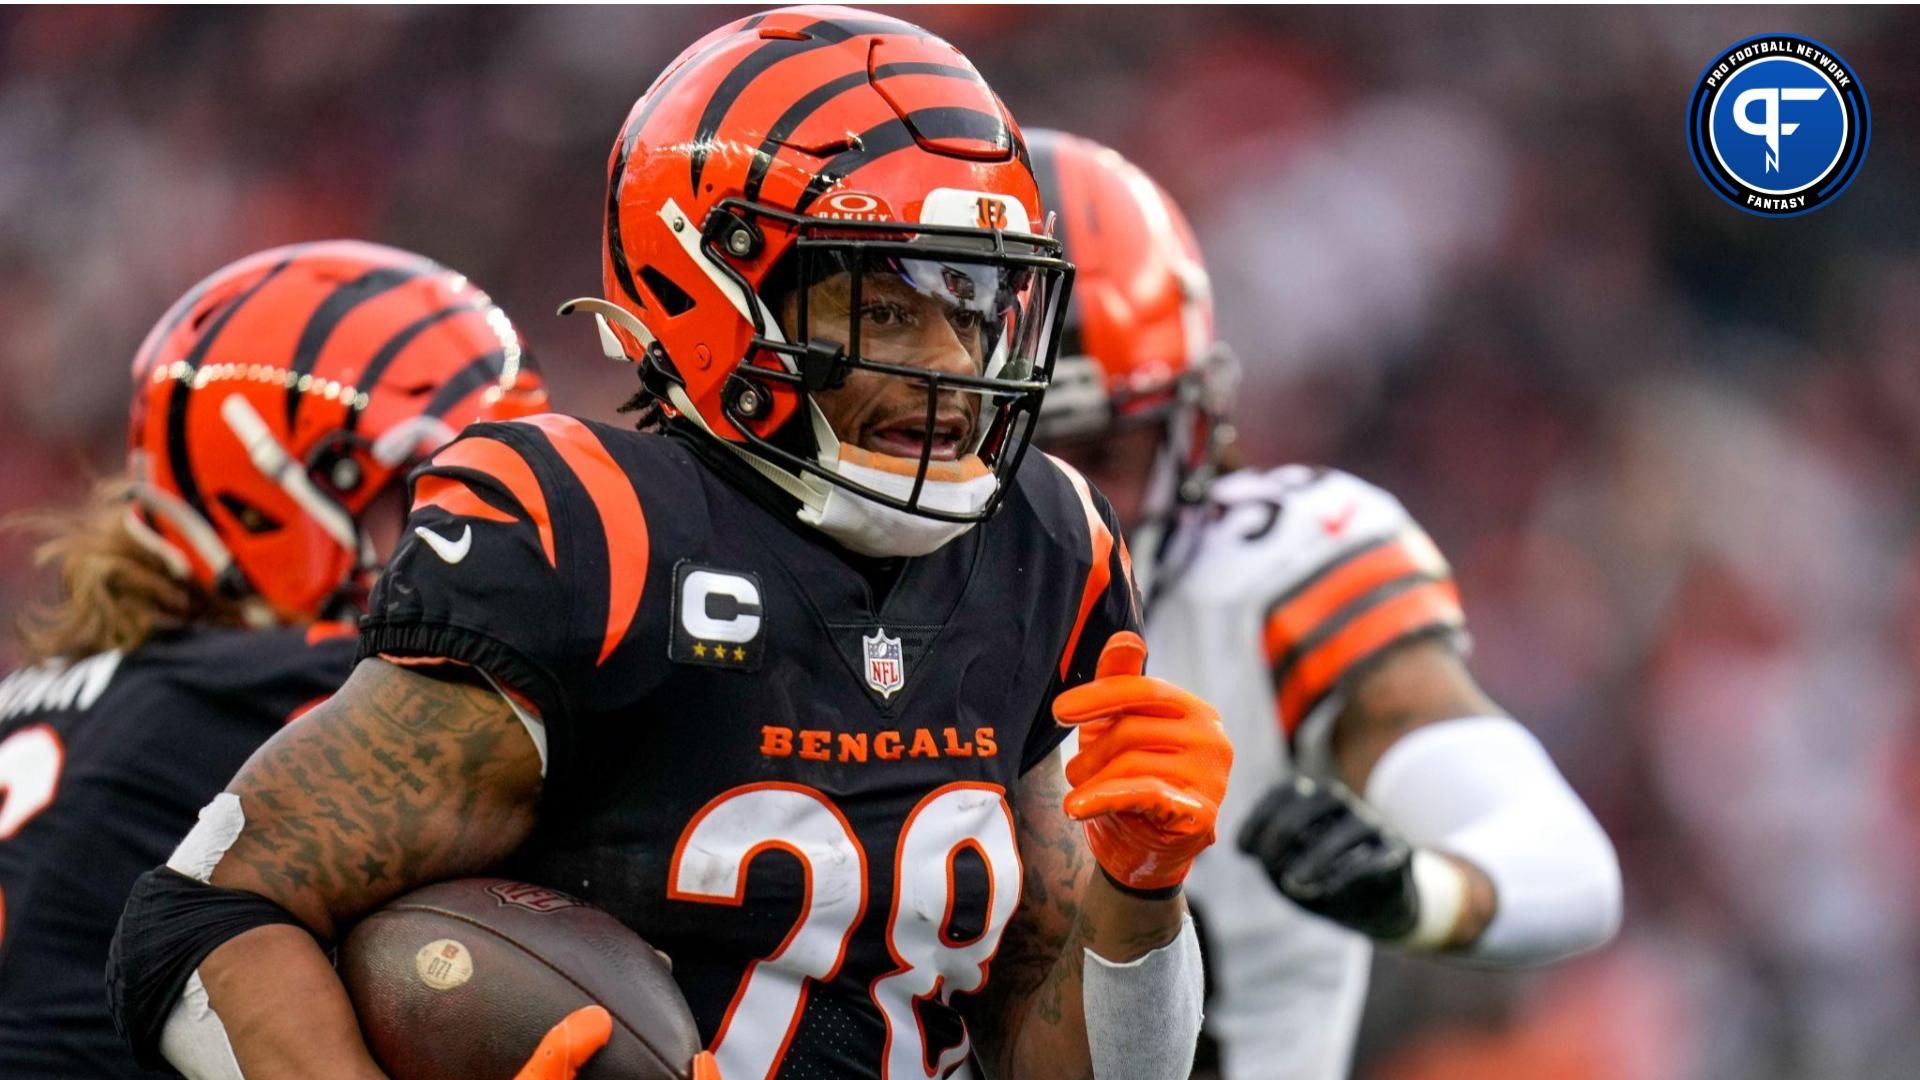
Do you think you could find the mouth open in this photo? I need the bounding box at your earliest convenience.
[862,412,971,462]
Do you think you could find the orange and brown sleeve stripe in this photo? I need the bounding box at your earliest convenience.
[1263,532,1464,736]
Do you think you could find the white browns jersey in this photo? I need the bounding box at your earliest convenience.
[1144,465,1466,1080]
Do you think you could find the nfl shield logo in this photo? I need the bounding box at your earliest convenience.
[863,628,905,700]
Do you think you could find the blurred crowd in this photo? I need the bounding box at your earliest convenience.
[2,7,1916,1079]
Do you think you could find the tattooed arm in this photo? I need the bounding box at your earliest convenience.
[195,657,543,1078]
[965,748,1189,1079]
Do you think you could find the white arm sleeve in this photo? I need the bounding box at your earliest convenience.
[1364,716,1622,966]
[1083,912,1205,1079]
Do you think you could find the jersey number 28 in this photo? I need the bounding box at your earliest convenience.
[671,781,1020,1080]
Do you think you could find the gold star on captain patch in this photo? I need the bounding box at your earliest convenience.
[693,642,707,658]
[733,646,746,660]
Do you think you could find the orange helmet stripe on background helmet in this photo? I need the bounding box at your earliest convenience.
[127,240,548,623]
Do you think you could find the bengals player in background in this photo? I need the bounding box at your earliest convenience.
[1029,130,1622,1080]
[0,241,548,1077]
[109,9,1231,1080]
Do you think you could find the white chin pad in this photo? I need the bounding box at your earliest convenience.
[166,793,246,885]
[797,453,998,558]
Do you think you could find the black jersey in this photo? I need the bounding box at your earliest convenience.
[361,415,1138,1080]
[0,624,354,1077]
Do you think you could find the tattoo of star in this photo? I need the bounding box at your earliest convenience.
[412,741,443,765]
[360,854,389,886]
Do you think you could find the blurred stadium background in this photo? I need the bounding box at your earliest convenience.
[1,6,1916,1079]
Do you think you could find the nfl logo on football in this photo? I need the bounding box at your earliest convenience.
[863,629,905,699]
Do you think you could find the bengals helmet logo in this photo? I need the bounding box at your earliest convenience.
[975,196,1010,229]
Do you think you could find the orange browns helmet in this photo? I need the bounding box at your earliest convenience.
[571,5,1073,524]
[127,241,549,624]
[1028,130,1236,511]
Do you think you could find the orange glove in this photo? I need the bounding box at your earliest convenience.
[692,1051,723,1080]
[513,1006,610,1080]
[1053,631,1233,893]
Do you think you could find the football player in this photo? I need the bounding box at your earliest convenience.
[108,9,1231,1080]
[0,241,548,1077]
[1029,130,1622,1080]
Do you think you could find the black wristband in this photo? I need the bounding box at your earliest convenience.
[1099,865,1184,902]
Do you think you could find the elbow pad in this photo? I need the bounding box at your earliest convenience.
[1364,716,1622,966]
[107,866,309,1069]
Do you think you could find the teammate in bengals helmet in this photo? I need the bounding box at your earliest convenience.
[1029,129,1622,1080]
[110,10,1230,1080]
[0,240,548,1078]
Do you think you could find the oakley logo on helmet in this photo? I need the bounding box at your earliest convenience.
[1688,33,1869,216]
[816,191,896,222]
[672,562,765,670]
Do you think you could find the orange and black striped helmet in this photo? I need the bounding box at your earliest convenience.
[127,241,549,623]
[577,5,1073,524]
[1029,129,1236,509]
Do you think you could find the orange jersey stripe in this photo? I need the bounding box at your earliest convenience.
[1276,579,1464,733]
[413,474,519,526]
[518,415,650,666]
[430,437,555,566]
[1262,534,1442,666]
[1046,454,1115,680]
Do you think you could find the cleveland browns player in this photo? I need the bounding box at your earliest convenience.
[1029,130,1622,1080]
[0,241,547,1077]
[109,9,1231,1080]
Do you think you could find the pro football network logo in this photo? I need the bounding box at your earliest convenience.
[1688,33,1869,217]
[863,628,905,700]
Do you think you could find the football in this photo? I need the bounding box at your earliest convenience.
[339,878,701,1080]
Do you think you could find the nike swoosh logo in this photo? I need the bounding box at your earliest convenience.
[414,524,472,564]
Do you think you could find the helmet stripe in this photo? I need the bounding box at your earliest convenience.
[687,15,941,192]
[133,279,215,383]
[802,15,933,43]
[794,106,1011,213]
[743,61,986,204]
[341,302,484,432]
[689,35,830,192]
[607,33,746,308]
[164,255,297,539]
[284,264,431,426]
[421,348,508,421]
